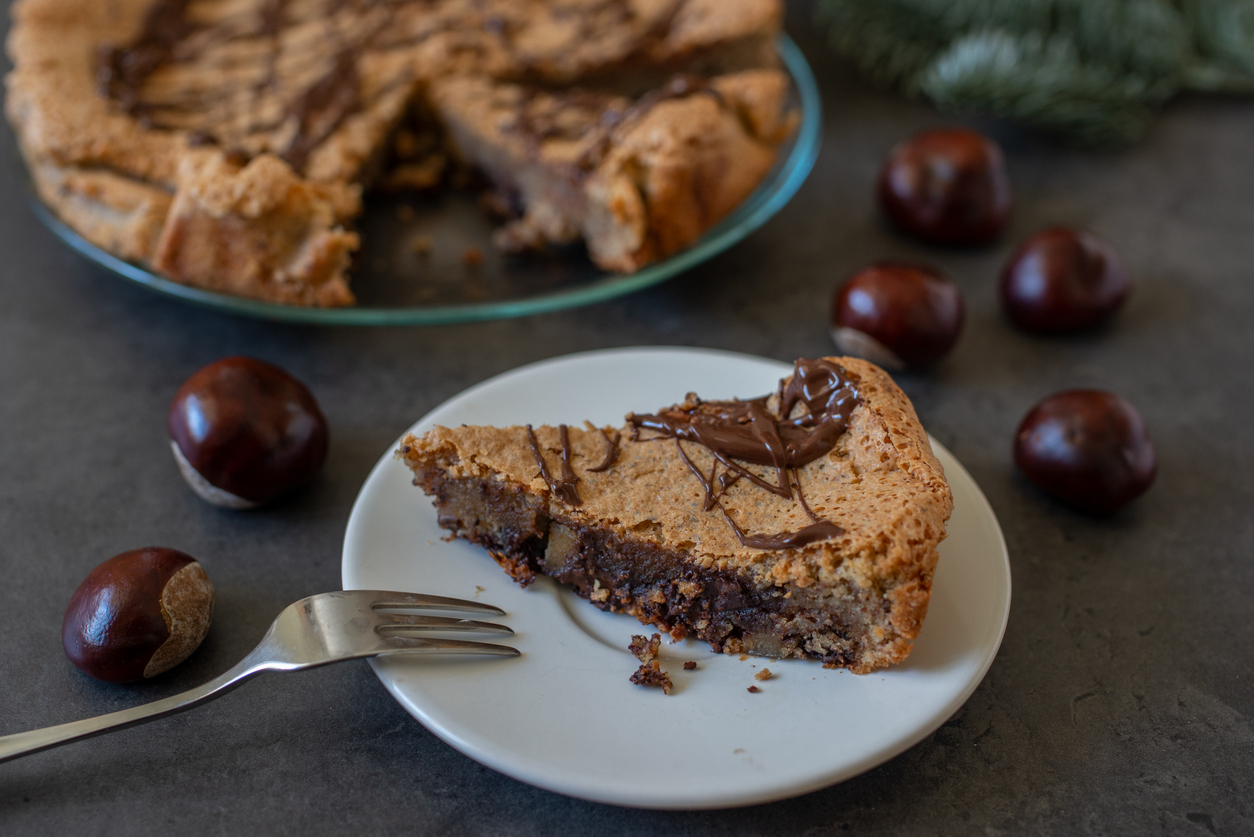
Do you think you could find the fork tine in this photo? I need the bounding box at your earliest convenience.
[380,636,521,657]
[366,591,506,616]
[376,615,514,635]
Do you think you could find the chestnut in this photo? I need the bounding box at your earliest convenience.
[168,357,329,508]
[63,548,214,683]
[830,263,964,369]
[878,127,1012,245]
[1014,390,1156,515]
[1001,227,1130,332]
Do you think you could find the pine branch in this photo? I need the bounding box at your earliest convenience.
[921,29,1170,146]
[814,0,958,94]
[814,0,1254,145]
[1181,0,1254,90]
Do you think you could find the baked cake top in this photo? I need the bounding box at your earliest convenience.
[399,356,953,600]
[7,0,783,189]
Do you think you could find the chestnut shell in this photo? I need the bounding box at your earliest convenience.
[1014,390,1156,515]
[62,547,211,683]
[1000,227,1131,332]
[831,263,965,368]
[168,357,329,506]
[878,127,1012,245]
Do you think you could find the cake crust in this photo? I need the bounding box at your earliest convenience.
[7,0,788,306]
[398,357,953,673]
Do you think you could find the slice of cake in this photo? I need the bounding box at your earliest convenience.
[397,357,953,673]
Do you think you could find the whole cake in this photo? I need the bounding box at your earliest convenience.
[398,357,954,673]
[6,0,793,306]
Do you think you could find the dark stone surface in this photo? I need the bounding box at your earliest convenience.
[2,3,1251,834]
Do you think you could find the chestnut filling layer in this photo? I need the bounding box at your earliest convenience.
[419,470,894,669]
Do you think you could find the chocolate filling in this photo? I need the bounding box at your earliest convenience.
[418,468,885,669]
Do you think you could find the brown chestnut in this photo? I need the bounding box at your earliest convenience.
[1001,227,1131,332]
[63,548,214,683]
[878,127,1012,245]
[1014,390,1156,515]
[168,357,329,508]
[830,263,964,369]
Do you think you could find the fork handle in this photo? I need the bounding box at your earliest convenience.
[0,658,264,764]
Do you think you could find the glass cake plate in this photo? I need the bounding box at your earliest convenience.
[341,348,1013,808]
[20,37,820,326]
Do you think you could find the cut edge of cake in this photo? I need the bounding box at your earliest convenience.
[430,68,796,273]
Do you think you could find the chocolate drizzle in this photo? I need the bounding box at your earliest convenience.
[557,424,579,500]
[527,424,581,506]
[587,427,621,473]
[93,0,439,173]
[282,49,362,173]
[97,0,196,115]
[502,72,725,179]
[478,0,681,83]
[579,75,725,172]
[93,0,706,176]
[629,358,861,551]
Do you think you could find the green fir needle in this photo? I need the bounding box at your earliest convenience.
[815,0,1254,145]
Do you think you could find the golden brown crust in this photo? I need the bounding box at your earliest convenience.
[585,71,786,271]
[152,154,358,306]
[27,159,174,263]
[7,0,787,307]
[398,357,953,672]
[6,0,192,182]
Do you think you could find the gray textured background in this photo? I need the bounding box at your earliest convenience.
[2,3,1251,834]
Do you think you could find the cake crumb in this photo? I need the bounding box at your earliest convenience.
[411,235,432,255]
[755,668,773,681]
[683,661,697,671]
[462,246,485,267]
[629,634,671,694]
[630,661,673,695]
[747,685,761,693]
[629,634,661,664]
[739,655,749,661]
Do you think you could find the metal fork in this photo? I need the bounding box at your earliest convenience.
[0,590,518,763]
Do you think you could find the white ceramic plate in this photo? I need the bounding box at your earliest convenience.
[342,347,1011,809]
